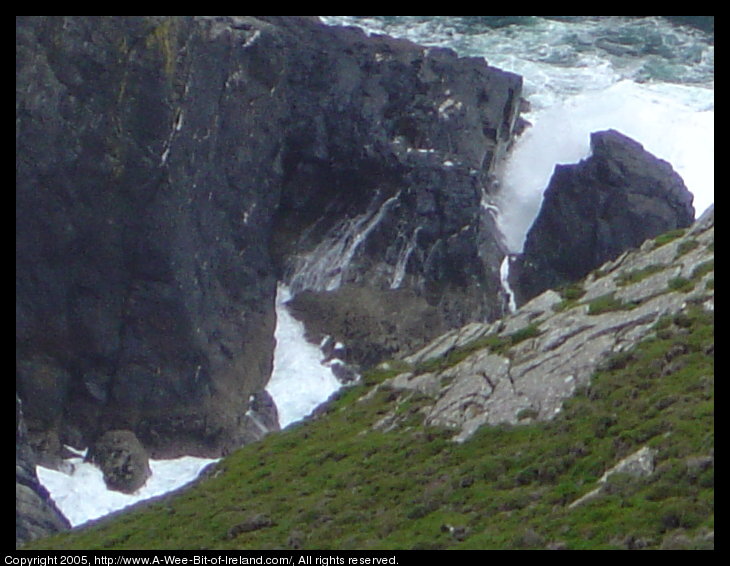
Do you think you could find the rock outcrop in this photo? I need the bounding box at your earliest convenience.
[286,285,451,370]
[16,396,70,547]
[376,206,713,442]
[16,16,522,462]
[510,129,695,308]
[272,20,525,359]
[568,446,657,509]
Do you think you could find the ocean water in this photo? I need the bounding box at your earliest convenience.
[321,16,714,252]
[35,15,714,531]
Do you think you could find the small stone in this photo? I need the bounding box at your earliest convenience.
[226,514,274,539]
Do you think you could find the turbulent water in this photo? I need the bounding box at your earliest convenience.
[37,15,714,530]
[266,285,343,428]
[321,16,714,252]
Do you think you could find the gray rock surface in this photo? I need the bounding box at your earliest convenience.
[286,285,450,370]
[378,206,713,443]
[568,446,657,508]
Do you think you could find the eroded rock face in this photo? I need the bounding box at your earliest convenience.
[16,16,523,458]
[510,129,695,308]
[378,206,713,442]
[273,21,524,344]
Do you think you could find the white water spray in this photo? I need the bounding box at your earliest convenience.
[288,192,401,293]
[497,80,714,254]
[390,227,421,289]
[265,285,342,429]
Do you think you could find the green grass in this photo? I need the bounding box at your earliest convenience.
[552,282,587,312]
[652,229,687,248]
[615,264,668,287]
[26,305,714,551]
[586,292,635,315]
[667,277,694,293]
[675,239,700,259]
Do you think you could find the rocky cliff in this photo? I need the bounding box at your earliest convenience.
[16,15,522,469]
[17,16,712,549]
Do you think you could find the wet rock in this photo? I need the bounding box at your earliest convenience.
[242,390,280,443]
[86,430,152,494]
[287,285,450,369]
[17,16,522,461]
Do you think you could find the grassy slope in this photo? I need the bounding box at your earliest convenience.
[28,301,713,550]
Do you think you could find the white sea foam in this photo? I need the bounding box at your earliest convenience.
[36,452,217,527]
[36,16,713,532]
[321,17,714,253]
[288,192,400,293]
[265,285,342,428]
[497,80,714,252]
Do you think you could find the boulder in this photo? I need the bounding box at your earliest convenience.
[510,129,695,307]
[568,446,657,509]
[86,430,152,494]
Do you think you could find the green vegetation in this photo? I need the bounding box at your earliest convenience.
[652,228,687,249]
[27,307,714,551]
[615,264,667,287]
[675,239,700,259]
[691,260,714,282]
[667,277,694,293]
[145,18,182,80]
[587,292,635,315]
[558,282,587,301]
[553,282,587,312]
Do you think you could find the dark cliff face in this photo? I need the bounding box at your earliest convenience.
[16,396,70,547]
[271,22,523,327]
[16,16,522,461]
[16,16,285,460]
[509,129,695,307]
[269,19,523,366]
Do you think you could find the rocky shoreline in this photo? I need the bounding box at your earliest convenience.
[15,16,705,547]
